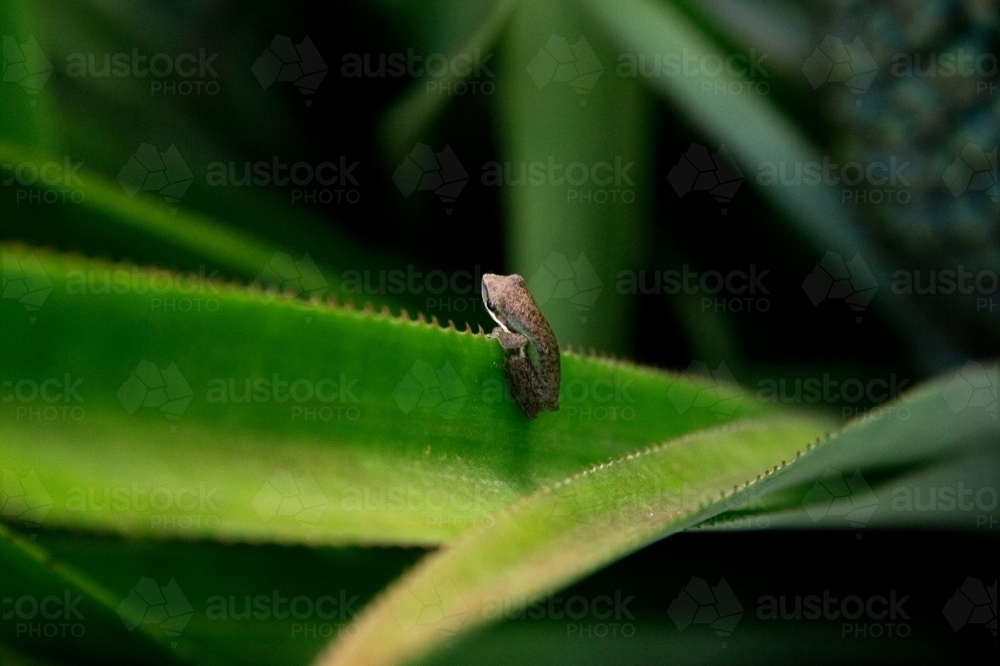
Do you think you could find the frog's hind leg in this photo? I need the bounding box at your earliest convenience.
[502,353,541,419]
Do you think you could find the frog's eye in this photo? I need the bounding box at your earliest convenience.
[486,299,495,311]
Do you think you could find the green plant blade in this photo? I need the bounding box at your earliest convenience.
[312,415,829,666]
[0,141,350,291]
[378,0,517,160]
[1,246,777,546]
[496,0,653,356]
[0,525,422,666]
[313,367,996,666]
[699,367,1000,532]
[0,4,56,150]
[0,523,184,665]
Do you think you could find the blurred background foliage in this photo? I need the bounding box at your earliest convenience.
[1,0,998,664]
[3,0,998,383]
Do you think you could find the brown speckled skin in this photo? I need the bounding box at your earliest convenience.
[481,273,560,419]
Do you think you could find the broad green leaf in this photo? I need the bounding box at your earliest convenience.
[0,525,421,666]
[0,522,182,665]
[1,246,776,546]
[699,366,1000,532]
[0,139,501,326]
[0,141,277,275]
[313,415,830,666]
[313,371,996,666]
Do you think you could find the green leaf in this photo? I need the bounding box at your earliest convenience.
[0,523,183,665]
[700,366,1000,531]
[312,415,829,666]
[495,0,654,356]
[0,3,57,150]
[0,521,425,666]
[0,141,277,274]
[1,246,777,546]
[379,0,517,160]
[313,370,996,666]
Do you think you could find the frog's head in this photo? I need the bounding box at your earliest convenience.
[481,273,526,331]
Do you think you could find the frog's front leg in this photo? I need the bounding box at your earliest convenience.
[487,327,528,354]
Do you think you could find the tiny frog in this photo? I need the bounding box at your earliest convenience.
[481,273,560,419]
